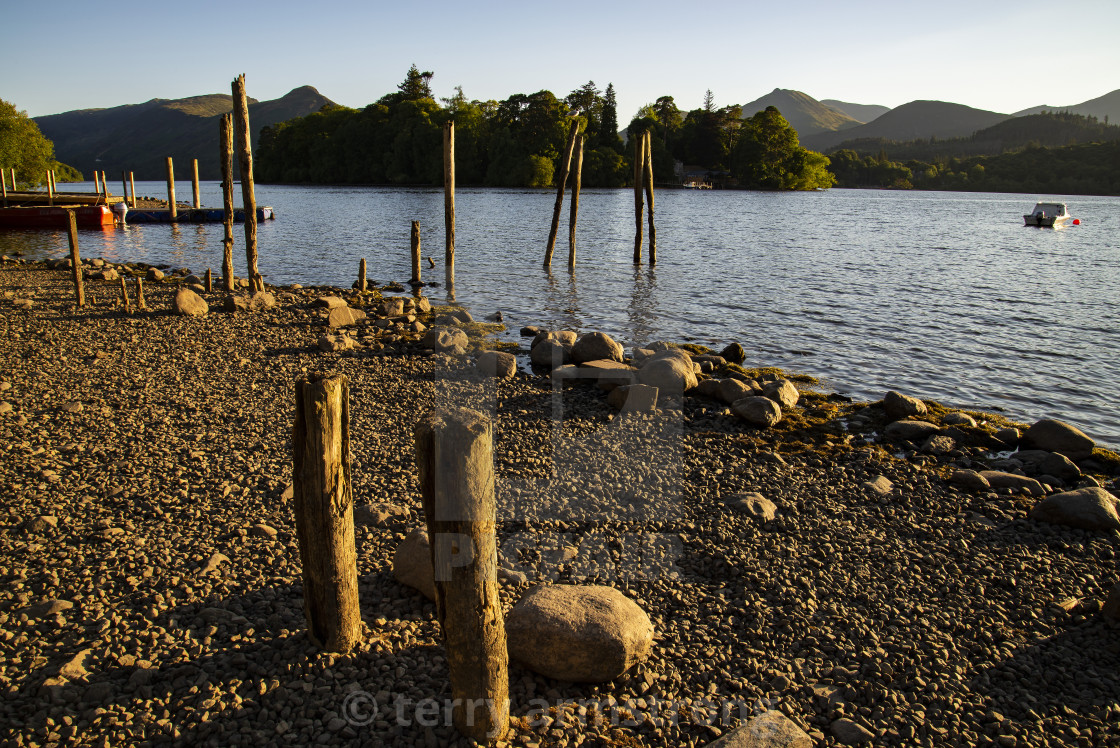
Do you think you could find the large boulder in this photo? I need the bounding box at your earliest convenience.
[979,470,1044,496]
[223,294,249,313]
[638,350,698,393]
[392,528,435,600]
[724,492,777,523]
[1014,449,1082,483]
[1021,419,1095,461]
[248,291,276,311]
[571,332,623,364]
[476,351,516,379]
[1029,487,1120,532]
[606,383,659,412]
[719,342,746,365]
[883,391,927,420]
[720,378,758,404]
[505,585,654,682]
[883,420,940,443]
[173,288,208,317]
[578,360,637,390]
[145,267,165,281]
[732,396,782,427]
[530,339,571,369]
[422,326,468,353]
[532,330,577,349]
[327,305,367,328]
[762,379,799,410]
[706,710,812,748]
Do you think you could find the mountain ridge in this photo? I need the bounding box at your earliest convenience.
[35,86,335,181]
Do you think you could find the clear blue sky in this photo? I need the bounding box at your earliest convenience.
[3,0,1117,120]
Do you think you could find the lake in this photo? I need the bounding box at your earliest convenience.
[3,183,1118,448]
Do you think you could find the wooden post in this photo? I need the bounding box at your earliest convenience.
[205,267,213,293]
[416,407,509,741]
[1,168,7,208]
[357,258,367,293]
[65,211,85,307]
[47,170,54,205]
[410,221,422,284]
[119,275,131,313]
[166,157,177,221]
[191,158,201,209]
[102,171,109,195]
[135,277,146,310]
[633,132,645,263]
[232,74,260,293]
[220,113,236,293]
[643,131,657,266]
[129,172,137,209]
[568,133,584,269]
[544,120,579,269]
[94,170,102,196]
[9,168,15,191]
[293,373,361,653]
[121,171,128,204]
[443,121,455,273]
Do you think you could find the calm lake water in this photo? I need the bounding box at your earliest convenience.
[4,182,1119,448]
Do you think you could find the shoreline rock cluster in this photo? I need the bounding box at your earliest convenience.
[2,255,1120,748]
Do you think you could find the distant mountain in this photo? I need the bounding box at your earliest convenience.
[802,100,1010,152]
[820,99,891,124]
[739,89,861,137]
[35,86,336,182]
[1013,88,1120,123]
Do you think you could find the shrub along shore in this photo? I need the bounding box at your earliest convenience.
[2,255,1119,748]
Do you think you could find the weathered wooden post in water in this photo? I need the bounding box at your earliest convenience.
[129,172,137,209]
[643,131,656,266]
[293,373,361,652]
[2,169,7,207]
[568,133,584,269]
[410,221,422,284]
[65,211,84,307]
[191,159,201,209]
[166,157,177,221]
[134,278,146,310]
[416,408,509,741]
[633,132,646,263]
[121,171,128,205]
[47,170,54,206]
[232,74,261,292]
[443,121,455,284]
[544,120,580,269]
[220,113,236,293]
[94,171,102,196]
[119,276,132,314]
[357,259,367,293]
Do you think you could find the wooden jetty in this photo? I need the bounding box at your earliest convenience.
[126,207,275,224]
[1,190,274,228]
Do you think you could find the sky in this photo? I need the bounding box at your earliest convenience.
[3,0,1118,121]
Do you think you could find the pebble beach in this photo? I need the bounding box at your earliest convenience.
[2,258,1119,748]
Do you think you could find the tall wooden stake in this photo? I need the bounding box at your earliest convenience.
[166,157,177,221]
[129,172,137,208]
[568,133,584,269]
[232,74,260,292]
[410,221,422,284]
[357,258,367,293]
[544,120,579,269]
[293,373,361,653]
[633,132,645,263]
[191,158,201,209]
[443,121,455,274]
[119,276,131,313]
[1,169,7,208]
[205,268,213,293]
[121,171,128,204]
[135,278,146,310]
[416,407,509,741]
[65,211,84,307]
[47,170,54,206]
[9,169,15,191]
[94,171,102,196]
[643,131,657,266]
[220,113,236,293]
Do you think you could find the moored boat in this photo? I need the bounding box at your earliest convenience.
[1023,202,1071,228]
[0,204,115,229]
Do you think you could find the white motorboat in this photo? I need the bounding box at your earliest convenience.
[1023,202,1071,228]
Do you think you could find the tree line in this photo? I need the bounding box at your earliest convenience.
[255,66,834,191]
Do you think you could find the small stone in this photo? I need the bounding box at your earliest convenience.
[201,552,230,574]
[476,351,516,379]
[706,710,811,747]
[607,384,659,412]
[59,649,93,681]
[22,599,74,619]
[145,267,164,281]
[719,342,747,365]
[732,396,782,427]
[327,305,366,328]
[355,502,410,526]
[250,523,278,540]
[314,296,347,309]
[863,475,893,496]
[1021,419,1095,461]
[61,401,83,413]
[762,379,799,410]
[883,390,927,420]
[393,528,436,601]
[950,469,990,492]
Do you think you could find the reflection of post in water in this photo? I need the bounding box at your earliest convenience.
[627,263,659,345]
[168,222,187,260]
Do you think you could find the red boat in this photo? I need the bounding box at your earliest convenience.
[0,204,115,229]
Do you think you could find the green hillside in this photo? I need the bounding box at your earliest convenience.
[739,89,860,136]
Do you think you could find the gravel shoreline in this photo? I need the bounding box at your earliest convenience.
[1,260,1119,748]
